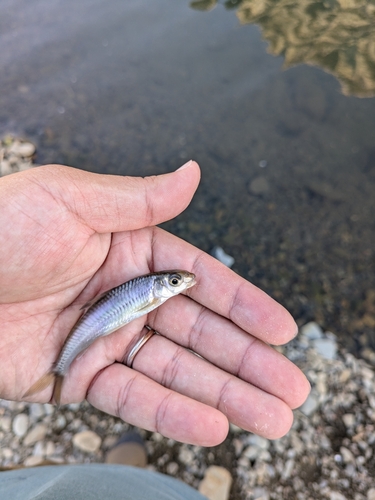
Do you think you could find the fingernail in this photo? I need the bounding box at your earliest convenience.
[176,160,193,171]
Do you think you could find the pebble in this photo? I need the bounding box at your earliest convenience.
[53,414,67,431]
[0,416,11,432]
[211,246,235,268]
[368,489,375,500]
[340,446,355,464]
[24,456,45,467]
[9,140,35,158]
[43,404,55,416]
[313,338,337,360]
[252,487,269,500]
[246,434,270,450]
[300,321,324,339]
[300,392,320,416]
[281,458,295,480]
[29,404,45,421]
[329,493,347,500]
[342,413,356,428]
[33,441,45,457]
[0,136,37,177]
[12,413,29,437]
[178,446,195,465]
[243,445,259,461]
[249,176,270,195]
[166,461,179,475]
[24,424,48,446]
[72,430,102,453]
[198,466,232,500]
[1,448,13,459]
[0,160,13,176]
[232,438,244,456]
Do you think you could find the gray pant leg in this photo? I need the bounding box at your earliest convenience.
[0,464,206,500]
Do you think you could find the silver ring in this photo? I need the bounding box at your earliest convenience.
[125,327,156,368]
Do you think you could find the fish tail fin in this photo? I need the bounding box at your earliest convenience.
[52,375,64,409]
[23,371,56,398]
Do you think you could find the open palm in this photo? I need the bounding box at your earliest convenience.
[0,162,309,446]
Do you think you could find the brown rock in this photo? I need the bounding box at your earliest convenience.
[199,466,232,500]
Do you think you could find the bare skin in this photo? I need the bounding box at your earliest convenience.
[0,161,310,446]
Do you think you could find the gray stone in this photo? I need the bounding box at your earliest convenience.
[32,441,45,457]
[68,403,81,411]
[243,445,260,461]
[258,450,272,462]
[253,487,270,500]
[281,458,295,480]
[53,414,67,431]
[178,447,195,465]
[300,392,320,416]
[249,176,270,195]
[300,322,324,340]
[29,404,45,420]
[313,338,337,360]
[247,434,270,450]
[229,423,242,433]
[43,404,55,415]
[305,180,345,202]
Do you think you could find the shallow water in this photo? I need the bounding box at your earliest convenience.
[1,0,375,354]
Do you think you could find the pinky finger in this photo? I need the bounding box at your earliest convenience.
[87,363,229,446]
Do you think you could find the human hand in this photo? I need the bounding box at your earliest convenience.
[0,161,309,446]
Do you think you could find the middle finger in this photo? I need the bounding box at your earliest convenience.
[149,295,309,410]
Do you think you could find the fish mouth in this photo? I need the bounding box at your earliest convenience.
[184,272,196,288]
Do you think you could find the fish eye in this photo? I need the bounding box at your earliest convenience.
[168,274,182,287]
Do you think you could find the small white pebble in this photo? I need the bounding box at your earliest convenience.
[12,413,29,438]
[166,462,179,476]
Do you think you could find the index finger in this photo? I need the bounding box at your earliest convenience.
[152,228,298,346]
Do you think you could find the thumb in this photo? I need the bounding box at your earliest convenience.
[33,161,201,233]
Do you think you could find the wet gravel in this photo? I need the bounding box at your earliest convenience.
[2,320,375,499]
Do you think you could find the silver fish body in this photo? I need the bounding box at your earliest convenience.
[24,270,196,404]
[55,270,196,376]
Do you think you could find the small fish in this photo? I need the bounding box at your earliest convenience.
[24,270,196,405]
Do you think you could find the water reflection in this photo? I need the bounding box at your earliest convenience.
[190,0,375,97]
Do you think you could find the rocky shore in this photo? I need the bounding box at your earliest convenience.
[1,137,375,499]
